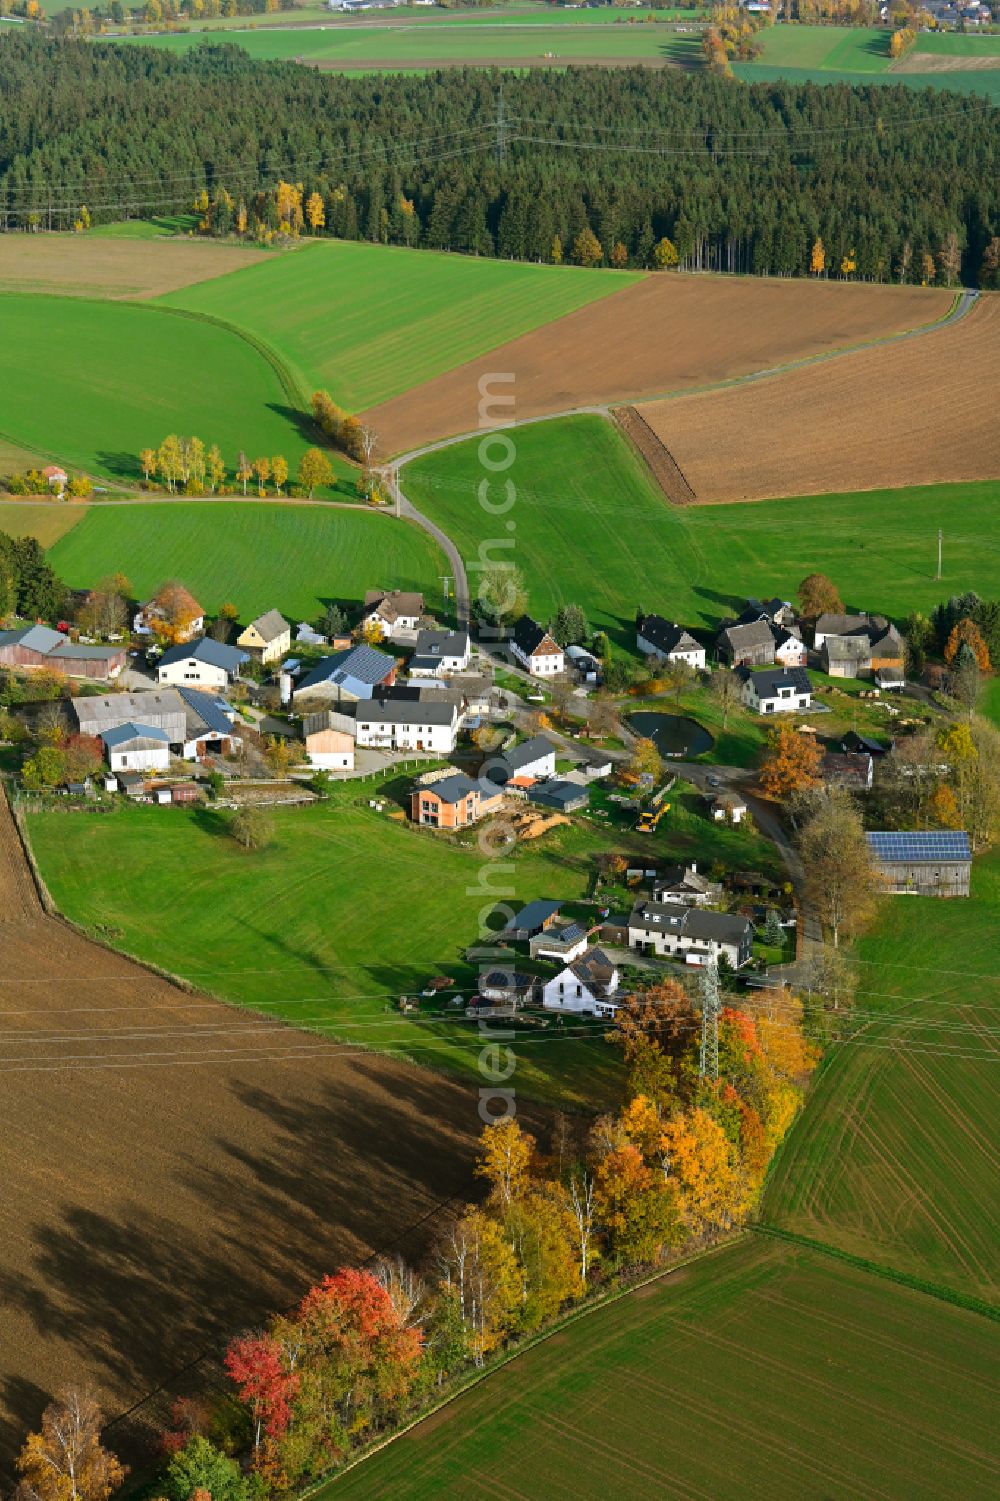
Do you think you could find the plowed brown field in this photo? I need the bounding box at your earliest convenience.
[363,275,951,455]
[0,236,268,299]
[638,293,1000,503]
[0,793,481,1474]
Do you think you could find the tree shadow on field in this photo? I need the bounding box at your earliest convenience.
[0,1055,485,1480]
[94,450,142,481]
[190,804,233,840]
[265,403,324,447]
[691,585,745,627]
[0,1375,50,1475]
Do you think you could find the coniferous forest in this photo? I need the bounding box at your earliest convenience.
[2,32,1000,282]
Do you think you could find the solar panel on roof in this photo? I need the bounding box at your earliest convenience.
[866,832,970,861]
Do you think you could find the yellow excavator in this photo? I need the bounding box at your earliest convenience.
[637,788,671,834]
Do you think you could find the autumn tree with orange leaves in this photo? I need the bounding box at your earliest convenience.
[15,1389,125,1501]
[944,618,991,674]
[760,724,823,799]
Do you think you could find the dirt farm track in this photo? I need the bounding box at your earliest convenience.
[0,793,483,1476]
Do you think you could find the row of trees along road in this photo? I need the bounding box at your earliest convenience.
[3,36,1000,283]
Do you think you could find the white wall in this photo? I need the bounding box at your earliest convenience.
[108,744,170,773]
[355,717,456,754]
[158,659,229,690]
[307,750,354,770]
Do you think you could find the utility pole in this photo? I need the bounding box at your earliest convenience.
[496,82,507,167]
[936,528,943,582]
[699,957,721,1082]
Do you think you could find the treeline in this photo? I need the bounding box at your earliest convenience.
[0,529,64,619]
[3,35,1000,282]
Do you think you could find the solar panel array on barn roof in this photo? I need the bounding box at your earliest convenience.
[866,832,971,863]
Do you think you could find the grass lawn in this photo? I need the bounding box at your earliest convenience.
[403,414,1000,645]
[159,241,641,413]
[25,785,629,1109]
[324,1235,999,1501]
[89,214,202,239]
[0,293,352,488]
[762,849,1000,1306]
[45,501,445,621]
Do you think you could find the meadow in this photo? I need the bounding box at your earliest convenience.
[401,413,1000,642]
[733,23,1000,93]
[0,500,85,550]
[46,501,444,621]
[26,789,626,1109]
[325,1235,999,1501]
[0,294,343,486]
[159,241,640,412]
[762,851,1000,1305]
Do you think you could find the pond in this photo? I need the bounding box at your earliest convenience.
[626,711,715,759]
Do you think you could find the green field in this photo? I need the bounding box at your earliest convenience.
[104,18,704,68]
[26,788,626,1108]
[159,241,640,412]
[45,501,444,620]
[763,851,1000,1305]
[734,24,1000,94]
[752,24,893,72]
[324,1235,999,1501]
[0,293,350,487]
[403,414,1000,644]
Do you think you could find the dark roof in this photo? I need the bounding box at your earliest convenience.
[419,772,497,805]
[177,687,237,739]
[820,752,873,788]
[740,666,811,697]
[567,947,617,992]
[512,615,558,657]
[535,920,587,947]
[301,708,356,739]
[638,615,700,656]
[501,734,556,772]
[297,643,395,694]
[629,900,752,943]
[159,637,249,671]
[718,620,774,654]
[867,832,971,864]
[502,899,562,935]
[413,628,469,658]
[842,731,888,756]
[814,612,870,638]
[358,697,457,727]
[527,780,588,812]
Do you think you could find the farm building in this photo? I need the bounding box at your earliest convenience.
[510,615,564,678]
[526,780,589,814]
[410,772,502,829]
[301,710,356,770]
[716,619,775,668]
[293,644,396,705]
[0,625,125,680]
[628,900,753,969]
[738,666,812,715]
[542,948,620,1019]
[157,637,249,690]
[866,831,971,898]
[813,613,871,651]
[98,722,171,774]
[362,589,425,639]
[565,645,601,683]
[177,688,242,761]
[73,688,187,743]
[500,899,563,941]
[133,584,205,641]
[408,628,471,676]
[483,734,557,786]
[237,609,290,665]
[478,970,538,1008]
[820,617,905,680]
[820,752,874,792]
[636,614,706,670]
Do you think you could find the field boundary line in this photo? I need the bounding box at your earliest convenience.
[750,1223,1000,1321]
[314,1235,745,1494]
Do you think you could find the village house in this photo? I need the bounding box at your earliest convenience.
[293,643,397,705]
[157,637,249,690]
[483,733,557,786]
[362,589,425,639]
[529,919,590,963]
[98,722,171,774]
[738,666,812,715]
[542,947,620,1019]
[820,751,874,792]
[866,831,971,898]
[236,609,290,665]
[301,710,356,770]
[510,615,565,678]
[842,730,889,758]
[709,791,748,825]
[636,614,706,671]
[407,628,471,677]
[354,691,459,754]
[628,900,753,969]
[410,771,502,829]
[716,619,776,668]
[0,624,125,680]
[773,628,807,668]
[653,862,723,907]
[133,584,205,642]
[478,970,539,1009]
[42,464,68,493]
[812,612,871,651]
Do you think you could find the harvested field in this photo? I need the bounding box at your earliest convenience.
[363,274,951,455]
[639,293,1000,503]
[614,406,695,505]
[893,51,1000,72]
[0,235,269,299]
[0,790,483,1476]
